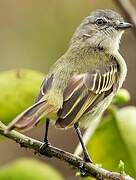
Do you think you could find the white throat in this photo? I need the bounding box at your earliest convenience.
[101,31,124,53]
[89,30,124,53]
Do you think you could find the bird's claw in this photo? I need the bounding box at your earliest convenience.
[83,156,93,163]
[38,141,51,155]
[78,160,90,177]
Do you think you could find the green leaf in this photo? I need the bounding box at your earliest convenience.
[86,107,136,178]
[118,160,125,175]
[116,106,136,172]
[0,158,64,180]
[112,89,130,105]
[0,69,44,125]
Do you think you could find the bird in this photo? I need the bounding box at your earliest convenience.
[5,9,132,163]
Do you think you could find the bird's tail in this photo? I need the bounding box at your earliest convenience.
[4,100,54,134]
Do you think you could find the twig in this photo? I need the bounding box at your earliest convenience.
[0,121,134,180]
[114,0,136,35]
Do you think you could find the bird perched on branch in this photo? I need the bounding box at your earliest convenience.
[5,9,132,163]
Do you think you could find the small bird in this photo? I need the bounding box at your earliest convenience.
[5,9,132,163]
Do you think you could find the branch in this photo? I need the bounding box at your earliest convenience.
[114,0,136,35]
[0,121,134,180]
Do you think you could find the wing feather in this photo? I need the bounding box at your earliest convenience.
[56,63,119,128]
[63,75,84,101]
[35,74,54,103]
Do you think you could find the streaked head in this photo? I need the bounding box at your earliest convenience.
[71,9,132,51]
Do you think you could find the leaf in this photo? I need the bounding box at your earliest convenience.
[0,158,64,180]
[0,69,44,125]
[116,106,136,172]
[86,107,136,178]
[112,89,130,105]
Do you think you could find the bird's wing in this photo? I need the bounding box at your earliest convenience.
[35,74,54,103]
[56,64,119,128]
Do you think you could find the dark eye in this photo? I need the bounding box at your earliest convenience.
[95,18,106,26]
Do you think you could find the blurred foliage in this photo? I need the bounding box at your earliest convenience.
[112,89,130,105]
[0,158,63,180]
[116,107,136,171]
[0,69,44,125]
[86,106,136,178]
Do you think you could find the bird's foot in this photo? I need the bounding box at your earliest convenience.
[39,141,50,152]
[38,140,52,157]
[78,160,90,177]
[78,156,93,177]
[83,155,93,163]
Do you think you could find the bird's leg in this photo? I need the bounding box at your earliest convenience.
[74,122,92,163]
[39,118,50,152]
[43,118,50,145]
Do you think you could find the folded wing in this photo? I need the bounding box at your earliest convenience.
[56,64,119,128]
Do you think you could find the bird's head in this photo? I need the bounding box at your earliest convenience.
[71,9,132,52]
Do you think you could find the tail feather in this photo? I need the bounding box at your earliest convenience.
[5,100,54,133]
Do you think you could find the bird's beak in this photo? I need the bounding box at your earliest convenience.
[115,22,133,30]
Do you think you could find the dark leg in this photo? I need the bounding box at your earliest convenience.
[39,118,50,152]
[74,122,92,163]
[43,118,50,144]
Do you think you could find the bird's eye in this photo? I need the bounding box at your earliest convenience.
[95,18,106,26]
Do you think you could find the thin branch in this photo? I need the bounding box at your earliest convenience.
[114,0,136,35]
[0,121,134,180]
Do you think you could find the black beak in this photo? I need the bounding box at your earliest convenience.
[115,22,133,30]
